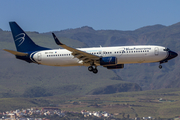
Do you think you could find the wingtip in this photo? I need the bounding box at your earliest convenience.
[3,49,7,52]
[52,33,63,45]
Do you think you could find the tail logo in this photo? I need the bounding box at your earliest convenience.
[15,33,25,46]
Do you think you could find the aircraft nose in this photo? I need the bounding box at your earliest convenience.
[168,51,178,60]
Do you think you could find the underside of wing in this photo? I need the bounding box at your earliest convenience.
[52,33,100,65]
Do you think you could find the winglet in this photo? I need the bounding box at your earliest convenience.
[52,33,63,45]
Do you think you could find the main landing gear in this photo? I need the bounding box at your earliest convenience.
[88,66,98,74]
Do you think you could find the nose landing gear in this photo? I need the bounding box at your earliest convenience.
[159,60,168,69]
[159,64,162,69]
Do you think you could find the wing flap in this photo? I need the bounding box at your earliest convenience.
[52,33,100,64]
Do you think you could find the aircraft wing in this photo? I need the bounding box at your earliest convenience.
[52,33,100,64]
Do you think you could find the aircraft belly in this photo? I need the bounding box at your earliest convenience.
[117,54,144,64]
[40,57,80,66]
[117,52,167,64]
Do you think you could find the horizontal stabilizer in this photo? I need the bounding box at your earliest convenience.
[3,49,28,56]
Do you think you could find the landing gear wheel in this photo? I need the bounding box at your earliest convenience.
[159,65,162,69]
[88,66,93,71]
[88,65,98,74]
[92,69,98,74]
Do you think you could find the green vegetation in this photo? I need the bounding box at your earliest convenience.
[58,88,180,118]
[88,83,142,95]
[23,86,52,98]
[0,22,180,118]
[1,22,180,92]
[0,88,180,118]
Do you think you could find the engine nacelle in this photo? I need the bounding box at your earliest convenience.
[100,57,117,66]
[106,64,124,69]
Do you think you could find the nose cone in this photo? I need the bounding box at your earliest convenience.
[168,51,178,60]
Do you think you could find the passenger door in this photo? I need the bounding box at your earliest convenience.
[37,53,42,61]
[154,47,159,56]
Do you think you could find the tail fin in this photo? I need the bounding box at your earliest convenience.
[9,22,50,52]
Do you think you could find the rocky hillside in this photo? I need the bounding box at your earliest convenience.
[0,22,180,97]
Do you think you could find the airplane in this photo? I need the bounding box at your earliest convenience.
[4,22,178,74]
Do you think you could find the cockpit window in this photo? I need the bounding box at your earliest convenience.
[164,48,170,51]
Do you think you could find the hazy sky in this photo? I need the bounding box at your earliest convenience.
[0,0,180,33]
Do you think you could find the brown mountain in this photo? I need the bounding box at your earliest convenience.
[0,22,179,97]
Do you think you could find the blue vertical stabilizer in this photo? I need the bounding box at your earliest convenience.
[9,22,50,52]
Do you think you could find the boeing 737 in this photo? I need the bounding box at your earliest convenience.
[4,22,178,74]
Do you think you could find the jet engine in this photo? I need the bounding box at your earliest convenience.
[100,57,117,65]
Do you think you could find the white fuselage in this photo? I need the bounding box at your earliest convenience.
[31,45,168,67]
[6,22,177,74]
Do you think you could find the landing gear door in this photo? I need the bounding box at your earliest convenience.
[154,47,159,56]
